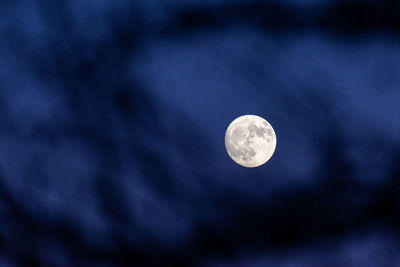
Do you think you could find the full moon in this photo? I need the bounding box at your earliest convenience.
[225,115,276,168]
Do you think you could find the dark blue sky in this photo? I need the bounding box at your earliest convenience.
[0,0,400,266]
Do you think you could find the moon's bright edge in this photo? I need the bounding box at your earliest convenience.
[225,115,276,168]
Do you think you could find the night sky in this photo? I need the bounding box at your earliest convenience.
[1,0,400,266]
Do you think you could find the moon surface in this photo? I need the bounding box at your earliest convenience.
[225,115,276,168]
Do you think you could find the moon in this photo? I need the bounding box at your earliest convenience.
[225,115,276,168]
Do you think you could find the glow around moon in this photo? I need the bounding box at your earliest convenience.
[225,115,276,168]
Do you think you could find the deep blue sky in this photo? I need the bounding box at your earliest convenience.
[0,0,400,266]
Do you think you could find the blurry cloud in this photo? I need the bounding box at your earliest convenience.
[202,231,400,267]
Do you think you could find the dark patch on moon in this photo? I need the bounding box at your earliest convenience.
[256,126,266,137]
[247,124,257,138]
[241,147,256,161]
[232,126,246,142]
[247,122,268,138]
[247,124,257,133]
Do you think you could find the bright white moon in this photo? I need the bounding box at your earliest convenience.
[225,115,276,168]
